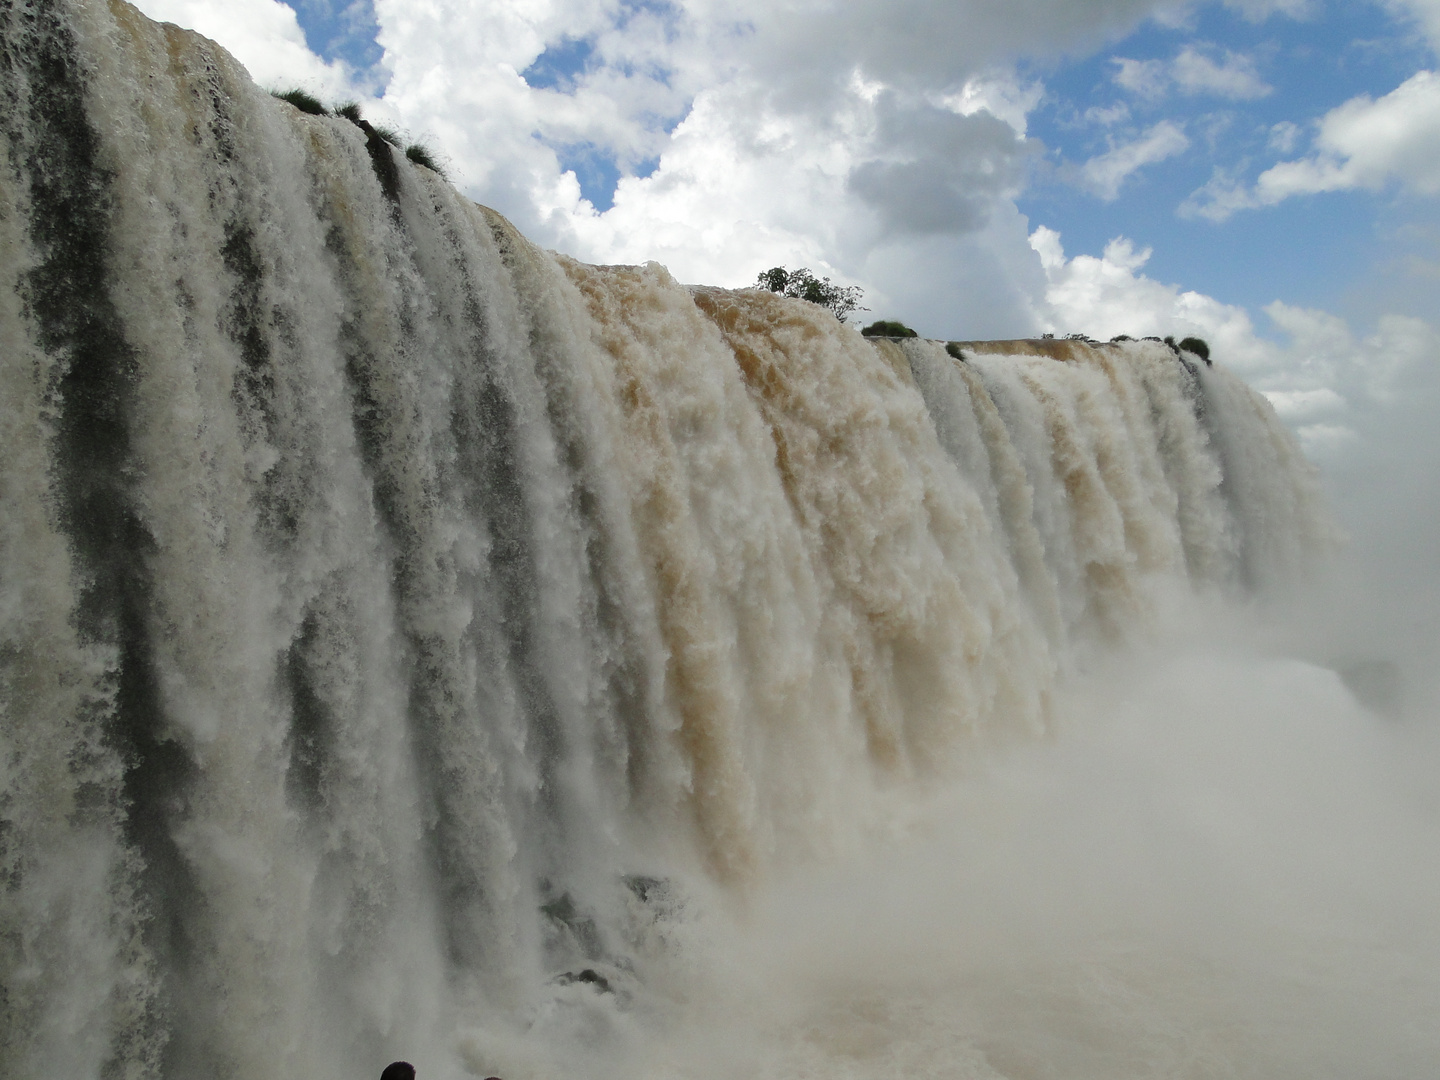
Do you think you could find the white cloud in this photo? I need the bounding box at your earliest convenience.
[1031,227,1440,462]
[1080,121,1189,200]
[352,0,1173,341]
[1268,120,1301,153]
[1085,101,1133,126]
[1262,304,1440,457]
[134,0,360,99]
[1263,387,1347,422]
[1185,70,1440,219]
[363,0,1178,245]
[938,72,1045,137]
[1028,225,1269,367]
[1177,168,1255,221]
[1112,45,1271,101]
[1265,69,1440,194]
[1263,301,1440,406]
[1112,56,1169,98]
[1383,0,1440,51]
[1170,45,1272,99]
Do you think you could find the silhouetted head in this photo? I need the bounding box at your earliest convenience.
[381,1062,415,1080]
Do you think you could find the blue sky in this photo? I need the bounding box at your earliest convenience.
[288,0,383,81]
[135,0,1440,485]
[518,32,667,211]
[1019,2,1436,323]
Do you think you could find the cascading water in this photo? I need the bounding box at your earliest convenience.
[2,3,1407,1080]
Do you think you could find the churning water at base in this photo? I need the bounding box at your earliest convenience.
[3,2,1436,1078]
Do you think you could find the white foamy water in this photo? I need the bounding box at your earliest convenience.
[2,3,1432,1079]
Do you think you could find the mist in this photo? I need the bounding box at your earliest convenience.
[513,604,1440,1080]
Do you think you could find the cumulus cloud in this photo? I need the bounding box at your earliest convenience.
[1080,121,1189,199]
[1185,70,1440,219]
[335,0,1189,342]
[847,94,1035,235]
[1112,45,1271,100]
[135,0,361,99]
[1261,69,1440,193]
[938,73,1045,137]
[560,79,871,281]
[1031,225,1440,461]
[736,0,1162,102]
[364,0,696,214]
[1029,225,1268,366]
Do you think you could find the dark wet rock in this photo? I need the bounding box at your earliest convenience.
[555,967,612,993]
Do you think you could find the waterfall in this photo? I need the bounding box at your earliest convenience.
[0,2,1337,1078]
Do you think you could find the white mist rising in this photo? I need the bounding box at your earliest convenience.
[614,631,1440,1080]
[2,3,1431,1080]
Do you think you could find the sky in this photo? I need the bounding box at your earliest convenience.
[130,0,1440,518]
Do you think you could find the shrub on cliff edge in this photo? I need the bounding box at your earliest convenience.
[861,320,917,338]
[755,266,867,324]
[1178,336,1211,364]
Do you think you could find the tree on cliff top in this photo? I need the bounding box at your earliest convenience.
[755,266,867,324]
